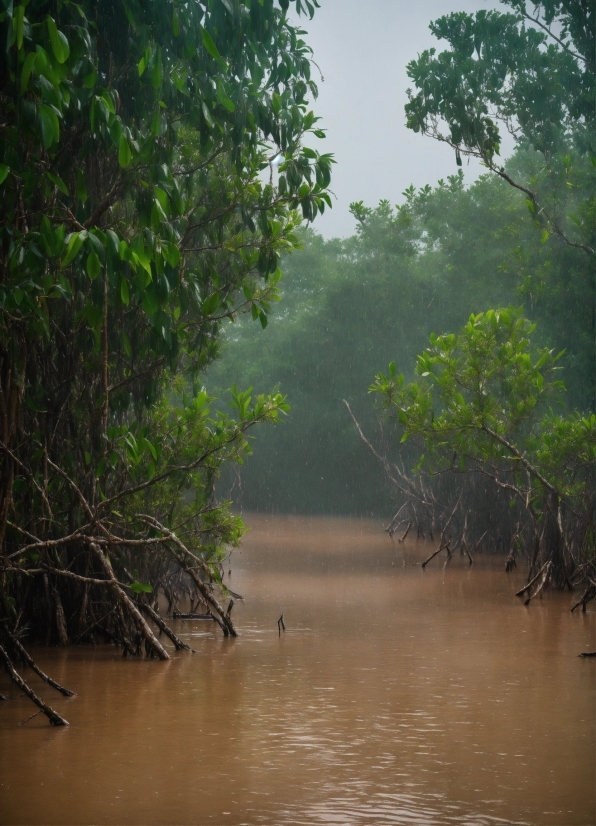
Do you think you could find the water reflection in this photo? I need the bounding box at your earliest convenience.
[0,514,594,825]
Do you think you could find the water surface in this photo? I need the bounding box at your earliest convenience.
[0,514,594,825]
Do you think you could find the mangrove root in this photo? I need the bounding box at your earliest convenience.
[0,643,68,726]
[421,541,449,569]
[398,522,412,543]
[462,542,473,566]
[523,561,552,605]
[571,585,596,613]
[173,611,215,621]
[0,625,75,696]
[516,559,551,597]
[91,543,170,660]
[137,603,193,651]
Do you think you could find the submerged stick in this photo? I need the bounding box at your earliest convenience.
[570,585,596,613]
[421,540,449,569]
[0,643,68,726]
[19,710,43,726]
[398,522,412,543]
[278,614,286,636]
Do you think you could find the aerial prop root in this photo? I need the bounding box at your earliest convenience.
[0,623,75,696]
[138,515,238,638]
[517,559,553,605]
[90,542,170,660]
[0,642,69,726]
[570,582,596,614]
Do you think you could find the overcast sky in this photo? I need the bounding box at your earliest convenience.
[297,0,506,238]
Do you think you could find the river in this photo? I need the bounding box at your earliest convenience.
[0,514,594,825]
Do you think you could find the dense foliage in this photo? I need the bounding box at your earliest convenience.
[372,308,595,589]
[207,150,593,515]
[207,2,594,599]
[0,0,333,674]
[405,0,594,258]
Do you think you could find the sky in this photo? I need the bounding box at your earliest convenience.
[296,0,507,238]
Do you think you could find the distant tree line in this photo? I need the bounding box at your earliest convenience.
[208,0,595,598]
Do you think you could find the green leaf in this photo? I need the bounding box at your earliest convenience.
[122,330,132,358]
[130,582,154,594]
[141,286,160,316]
[201,27,223,62]
[62,232,86,267]
[216,80,235,112]
[161,241,180,267]
[201,101,215,129]
[118,134,132,168]
[20,51,37,94]
[83,70,97,88]
[86,251,101,280]
[202,293,219,315]
[76,169,88,203]
[0,164,9,186]
[46,171,68,195]
[122,1,137,30]
[46,16,70,64]
[39,104,59,149]
[14,5,24,50]
[120,276,130,305]
[100,91,115,114]
[152,49,163,90]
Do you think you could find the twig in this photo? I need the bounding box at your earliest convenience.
[19,710,43,726]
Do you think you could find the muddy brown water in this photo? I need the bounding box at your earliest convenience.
[0,514,594,826]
